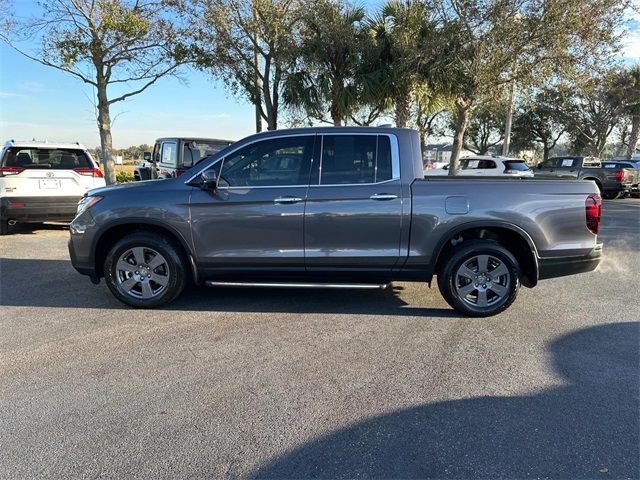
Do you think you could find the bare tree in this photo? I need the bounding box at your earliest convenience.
[1,0,186,184]
[183,0,303,131]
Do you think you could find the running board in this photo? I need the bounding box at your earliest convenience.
[205,281,389,290]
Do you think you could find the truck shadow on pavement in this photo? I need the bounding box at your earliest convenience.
[0,258,457,317]
[253,321,640,479]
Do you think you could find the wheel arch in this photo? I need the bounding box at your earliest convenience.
[433,221,539,288]
[91,219,196,282]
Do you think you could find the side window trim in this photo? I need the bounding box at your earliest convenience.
[185,132,400,186]
[313,133,400,187]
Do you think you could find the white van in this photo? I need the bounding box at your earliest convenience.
[0,141,106,234]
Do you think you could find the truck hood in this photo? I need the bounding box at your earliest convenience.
[87,178,173,197]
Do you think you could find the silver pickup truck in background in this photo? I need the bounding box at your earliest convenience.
[69,127,603,317]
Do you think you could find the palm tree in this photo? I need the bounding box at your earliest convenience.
[367,0,434,128]
[283,0,367,126]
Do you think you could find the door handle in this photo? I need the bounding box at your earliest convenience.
[274,196,303,204]
[370,193,398,201]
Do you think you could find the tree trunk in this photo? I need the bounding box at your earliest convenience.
[543,143,551,162]
[418,125,426,164]
[331,107,343,126]
[394,91,411,128]
[627,114,640,159]
[261,55,277,131]
[449,100,471,177]
[96,82,116,185]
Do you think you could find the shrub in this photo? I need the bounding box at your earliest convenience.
[116,170,135,183]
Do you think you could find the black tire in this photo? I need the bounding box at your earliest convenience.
[104,232,186,308]
[0,219,9,236]
[437,240,521,317]
[602,191,621,200]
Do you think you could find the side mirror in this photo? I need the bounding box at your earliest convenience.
[143,151,152,162]
[200,170,218,190]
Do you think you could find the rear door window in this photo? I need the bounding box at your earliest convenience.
[478,160,496,169]
[540,159,559,169]
[2,148,92,169]
[503,161,531,171]
[317,135,397,185]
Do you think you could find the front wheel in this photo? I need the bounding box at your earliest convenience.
[104,232,186,308]
[437,240,521,317]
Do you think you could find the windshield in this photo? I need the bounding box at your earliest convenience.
[504,160,531,171]
[1,147,93,170]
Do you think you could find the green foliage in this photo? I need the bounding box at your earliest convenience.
[428,0,629,173]
[608,63,640,157]
[283,0,369,125]
[462,99,507,155]
[367,0,435,127]
[185,0,305,130]
[512,89,568,161]
[561,75,622,156]
[116,170,135,183]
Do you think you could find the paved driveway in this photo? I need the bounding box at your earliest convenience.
[1,200,638,479]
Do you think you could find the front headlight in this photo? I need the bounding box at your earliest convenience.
[76,195,103,216]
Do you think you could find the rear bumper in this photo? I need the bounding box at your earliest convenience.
[538,243,603,280]
[1,196,80,223]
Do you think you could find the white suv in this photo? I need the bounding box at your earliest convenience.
[424,155,534,177]
[0,141,106,234]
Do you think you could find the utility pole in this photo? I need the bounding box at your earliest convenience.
[502,79,515,156]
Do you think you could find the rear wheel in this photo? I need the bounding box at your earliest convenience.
[438,240,521,317]
[104,232,186,308]
[0,219,9,236]
[602,191,623,200]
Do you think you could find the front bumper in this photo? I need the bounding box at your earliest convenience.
[1,196,80,223]
[68,209,99,280]
[538,243,603,280]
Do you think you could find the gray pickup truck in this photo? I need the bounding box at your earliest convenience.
[69,127,603,317]
[534,155,634,199]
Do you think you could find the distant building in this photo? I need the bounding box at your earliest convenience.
[423,143,474,168]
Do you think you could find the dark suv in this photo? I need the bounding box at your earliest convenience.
[135,137,233,180]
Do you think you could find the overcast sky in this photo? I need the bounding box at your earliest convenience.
[0,0,638,149]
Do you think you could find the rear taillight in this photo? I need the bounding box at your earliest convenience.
[176,169,185,177]
[74,168,104,178]
[615,170,624,182]
[585,194,601,235]
[0,166,25,176]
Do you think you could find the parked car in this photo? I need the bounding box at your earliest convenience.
[534,156,634,199]
[601,160,640,197]
[69,127,602,317]
[134,137,233,180]
[424,156,534,177]
[0,140,105,235]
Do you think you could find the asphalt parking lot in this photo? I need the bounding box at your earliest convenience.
[1,199,638,479]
